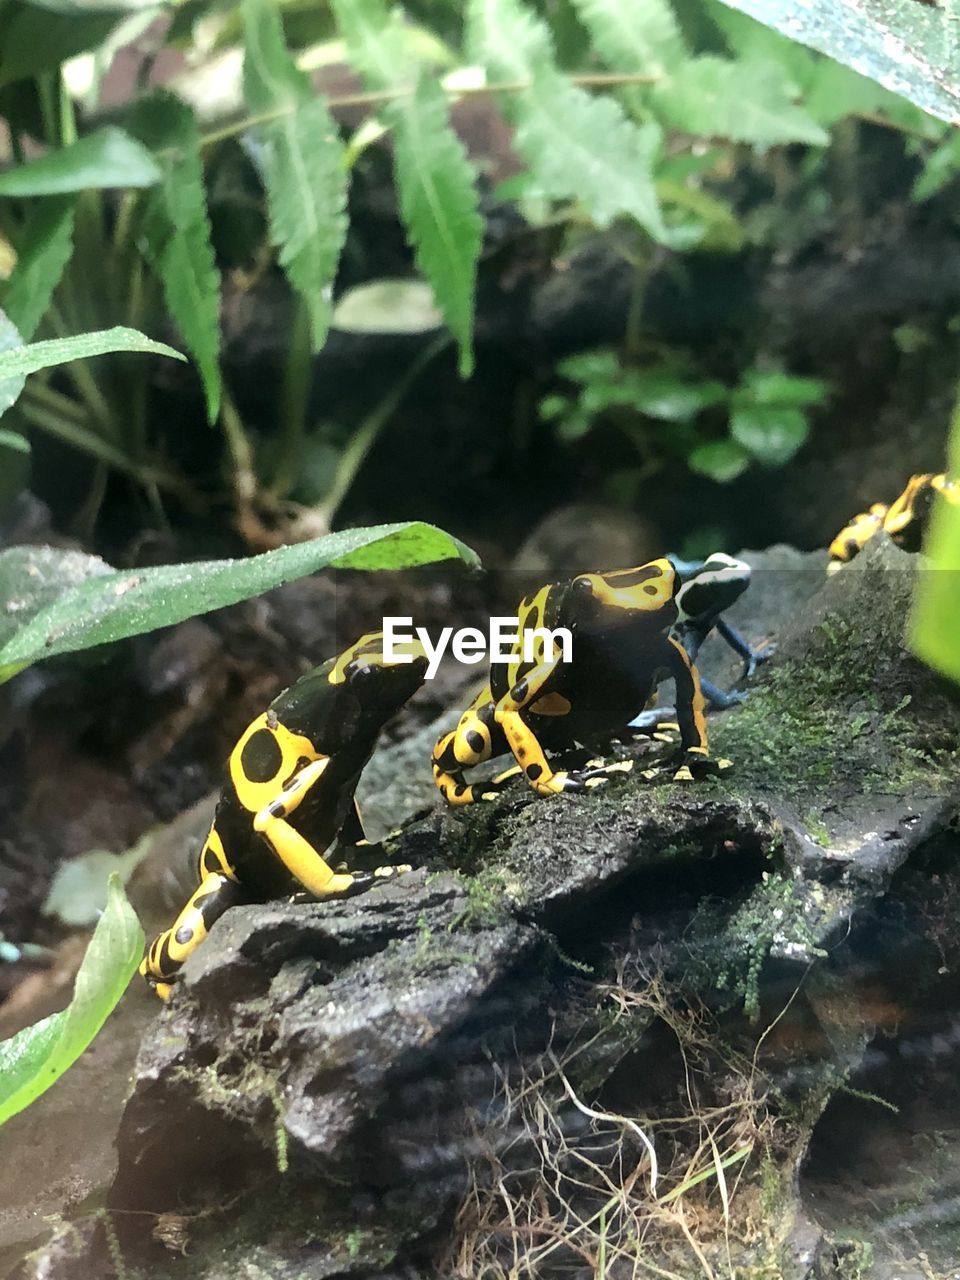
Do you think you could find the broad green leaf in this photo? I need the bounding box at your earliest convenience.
[910,413,960,683]
[332,279,442,333]
[332,0,482,376]
[0,127,161,196]
[626,372,727,422]
[739,370,827,406]
[0,327,184,386]
[243,0,348,351]
[0,545,112,650]
[1,196,75,341]
[571,0,685,78]
[652,55,828,146]
[0,521,479,676]
[0,876,143,1126]
[712,0,960,125]
[0,308,25,417]
[129,95,222,422]
[689,438,750,482]
[468,0,668,241]
[43,833,155,928]
[0,5,120,87]
[730,404,808,465]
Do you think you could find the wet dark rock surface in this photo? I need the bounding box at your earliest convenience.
[8,536,960,1279]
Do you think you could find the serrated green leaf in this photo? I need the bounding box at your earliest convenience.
[689,438,750,482]
[1,197,75,341]
[0,521,479,676]
[712,0,960,126]
[730,404,808,464]
[0,127,161,196]
[389,79,481,377]
[332,0,481,376]
[468,0,668,241]
[243,0,348,352]
[129,94,222,422]
[0,877,143,1126]
[0,327,184,385]
[652,54,828,146]
[571,0,686,79]
[0,308,25,418]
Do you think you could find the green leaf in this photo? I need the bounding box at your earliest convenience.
[739,370,827,406]
[1,197,75,341]
[331,0,481,376]
[652,54,828,146]
[0,6,121,87]
[0,521,479,676]
[468,0,668,241]
[571,0,685,78]
[0,545,112,650]
[0,127,161,196]
[712,0,960,126]
[914,133,960,203]
[243,0,348,351]
[0,308,25,418]
[23,0,157,13]
[910,415,960,684]
[688,438,751,482]
[0,428,29,453]
[0,327,184,387]
[332,279,442,333]
[129,95,222,422]
[0,877,143,1126]
[730,404,809,465]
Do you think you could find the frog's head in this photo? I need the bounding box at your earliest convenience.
[672,554,751,625]
[329,630,429,725]
[570,557,677,615]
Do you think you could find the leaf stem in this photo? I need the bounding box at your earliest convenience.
[198,72,660,150]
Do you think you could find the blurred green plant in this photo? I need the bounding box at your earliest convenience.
[540,349,827,484]
[0,876,143,1127]
[0,0,941,538]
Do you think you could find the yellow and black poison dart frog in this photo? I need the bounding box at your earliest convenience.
[829,472,959,571]
[140,632,428,1000]
[432,554,748,807]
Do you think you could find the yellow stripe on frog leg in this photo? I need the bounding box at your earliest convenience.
[197,822,239,882]
[139,872,242,999]
[229,712,322,814]
[667,636,709,756]
[827,504,888,569]
[254,815,357,897]
[431,686,499,806]
[495,662,581,797]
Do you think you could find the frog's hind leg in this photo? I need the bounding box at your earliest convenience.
[140,871,244,1000]
[432,685,510,805]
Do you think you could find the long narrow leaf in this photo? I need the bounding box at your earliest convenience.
[332,0,481,376]
[0,877,143,1126]
[0,327,184,385]
[0,521,479,676]
[468,0,668,240]
[2,197,76,341]
[242,0,348,351]
[129,94,222,422]
[0,127,160,196]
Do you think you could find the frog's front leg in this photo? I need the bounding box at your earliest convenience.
[140,871,244,1000]
[254,759,408,897]
[494,664,599,798]
[432,685,512,806]
[665,636,722,780]
[715,617,775,683]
